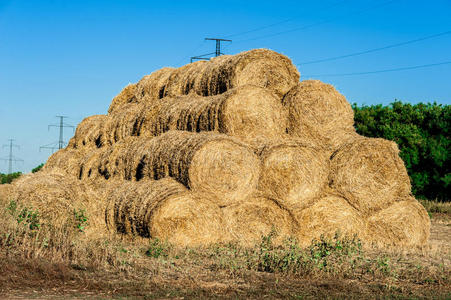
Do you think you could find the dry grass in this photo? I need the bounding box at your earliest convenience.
[0,195,449,298]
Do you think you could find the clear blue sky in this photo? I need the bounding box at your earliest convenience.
[1,0,450,173]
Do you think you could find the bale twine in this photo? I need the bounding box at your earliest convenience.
[104,178,188,237]
[366,198,430,247]
[283,80,356,150]
[68,115,107,149]
[293,195,365,246]
[329,137,412,215]
[135,49,299,101]
[100,132,261,206]
[222,196,296,246]
[150,192,225,247]
[108,83,138,114]
[258,141,329,210]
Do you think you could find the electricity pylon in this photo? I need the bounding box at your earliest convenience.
[0,139,23,174]
[40,116,75,152]
[190,38,232,62]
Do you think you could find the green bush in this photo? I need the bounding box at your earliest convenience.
[0,172,22,184]
[32,163,44,173]
[353,101,450,201]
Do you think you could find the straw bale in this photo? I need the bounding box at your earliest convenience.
[43,148,85,179]
[293,195,365,246]
[78,148,104,181]
[283,80,356,150]
[366,198,430,247]
[108,83,138,114]
[135,49,299,101]
[150,192,226,247]
[134,67,177,105]
[8,172,90,228]
[68,115,107,149]
[0,184,14,205]
[329,136,411,215]
[150,85,287,141]
[258,142,329,210]
[222,196,296,246]
[100,132,260,206]
[104,178,188,237]
[103,103,145,146]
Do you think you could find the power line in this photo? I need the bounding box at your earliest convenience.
[231,0,397,45]
[222,0,349,39]
[298,30,451,65]
[40,116,75,152]
[302,60,451,77]
[0,139,23,174]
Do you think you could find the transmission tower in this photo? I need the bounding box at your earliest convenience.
[40,116,75,152]
[190,38,232,63]
[0,139,23,174]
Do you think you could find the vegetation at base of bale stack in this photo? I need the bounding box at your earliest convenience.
[0,172,22,184]
[0,191,449,298]
[31,163,44,173]
[353,101,450,202]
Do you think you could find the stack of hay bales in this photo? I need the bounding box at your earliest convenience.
[2,49,430,248]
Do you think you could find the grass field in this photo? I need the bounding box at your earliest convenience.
[0,198,450,299]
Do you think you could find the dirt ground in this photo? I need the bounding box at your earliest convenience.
[1,216,450,299]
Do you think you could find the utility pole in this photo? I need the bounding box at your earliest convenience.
[0,139,23,174]
[40,116,75,152]
[191,38,232,62]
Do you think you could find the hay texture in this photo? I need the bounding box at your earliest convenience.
[258,141,329,210]
[283,80,357,150]
[329,137,412,215]
[119,49,299,112]
[366,198,430,247]
[222,196,296,246]
[69,115,107,149]
[293,195,365,246]
[150,192,225,247]
[29,48,428,249]
[100,131,260,206]
[105,178,188,237]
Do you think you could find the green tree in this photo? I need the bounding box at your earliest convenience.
[353,101,450,201]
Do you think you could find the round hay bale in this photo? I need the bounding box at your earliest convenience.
[148,85,288,141]
[68,115,107,149]
[104,178,188,237]
[8,172,89,228]
[150,192,225,247]
[0,183,14,205]
[222,197,296,246]
[134,67,176,104]
[136,49,300,101]
[283,80,356,150]
[258,142,329,210]
[103,103,144,146]
[43,148,85,179]
[366,198,430,247]
[108,83,138,114]
[293,195,365,246]
[329,136,411,215]
[101,132,261,206]
[78,148,104,181]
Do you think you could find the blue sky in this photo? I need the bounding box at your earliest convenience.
[0,0,450,173]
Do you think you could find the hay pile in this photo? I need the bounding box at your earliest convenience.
[4,49,429,248]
